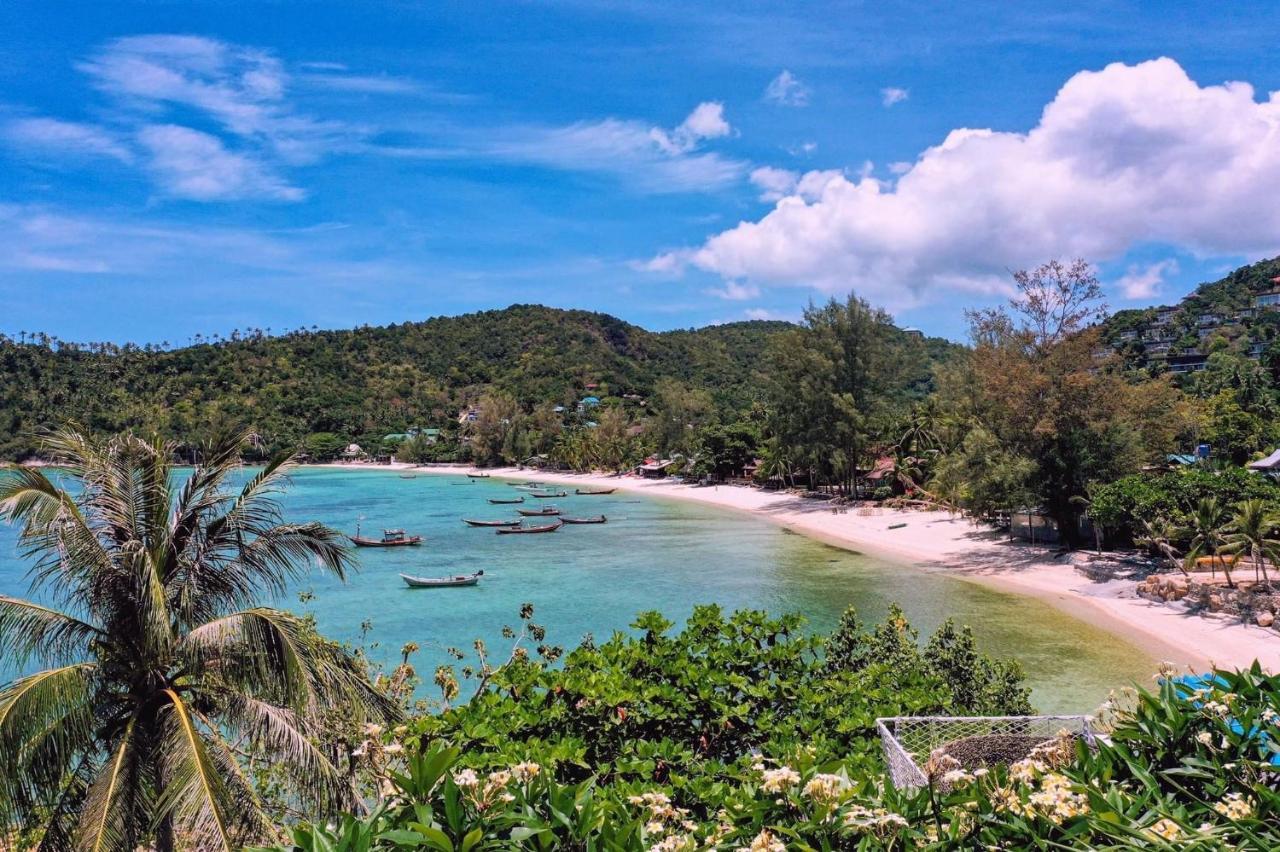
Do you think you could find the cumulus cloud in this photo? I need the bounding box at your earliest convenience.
[137,125,304,201]
[1116,259,1179,300]
[4,118,134,163]
[492,102,744,193]
[651,59,1280,309]
[707,281,760,300]
[749,166,799,201]
[764,70,810,107]
[881,87,909,107]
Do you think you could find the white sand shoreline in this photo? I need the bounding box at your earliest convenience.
[310,461,1280,674]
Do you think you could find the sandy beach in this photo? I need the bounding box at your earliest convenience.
[315,461,1280,674]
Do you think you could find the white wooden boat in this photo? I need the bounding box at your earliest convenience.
[400,570,483,588]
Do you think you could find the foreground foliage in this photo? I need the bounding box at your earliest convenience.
[0,428,396,850]
[277,663,1279,850]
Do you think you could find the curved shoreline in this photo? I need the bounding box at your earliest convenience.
[312,462,1280,674]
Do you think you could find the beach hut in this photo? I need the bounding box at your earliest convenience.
[1247,448,1280,474]
[341,443,365,461]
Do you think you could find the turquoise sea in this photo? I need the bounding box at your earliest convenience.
[0,467,1155,712]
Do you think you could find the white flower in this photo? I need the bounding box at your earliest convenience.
[1213,792,1254,820]
[383,741,404,755]
[941,768,973,786]
[362,722,384,737]
[511,761,541,782]
[1146,818,1182,841]
[739,829,785,852]
[760,766,800,793]
[452,768,479,789]
[803,773,848,805]
[1196,732,1213,746]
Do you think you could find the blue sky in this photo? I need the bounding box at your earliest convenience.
[4,1,1280,344]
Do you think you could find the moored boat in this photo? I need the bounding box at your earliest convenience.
[517,506,561,516]
[489,496,525,504]
[467,472,491,479]
[399,473,417,479]
[575,487,615,495]
[560,515,607,524]
[401,570,483,588]
[531,490,568,498]
[462,518,522,527]
[350,528,423,547]
[496,521,562,535]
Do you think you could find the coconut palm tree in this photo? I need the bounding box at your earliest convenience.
[1223,498,1280,585]
[0,427,397,851]
[1182,497,1234,587]
[1136,516,1185,576]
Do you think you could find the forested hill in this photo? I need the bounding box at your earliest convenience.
[0,305,809,459]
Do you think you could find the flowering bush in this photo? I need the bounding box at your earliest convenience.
[270,612,1279,850]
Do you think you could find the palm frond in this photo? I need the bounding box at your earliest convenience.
[153,689,255,851]
[0,664,97,827]
[77,715,145,852]
[0,595,102,668]
[181,608,398,720]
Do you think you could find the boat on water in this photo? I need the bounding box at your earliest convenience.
[561,515,607,524]
[517,506,561,517]
[467,472,491,479]
[496,521,562,535]
[399,474,417,479]
[488,496,525,504]
[350,528,423,547]
[508,481,543,488]
[531,490,568,498]
[401,570,483,588]
[462,518,522,527]
[512,485,540,492]
[575,487,615,495]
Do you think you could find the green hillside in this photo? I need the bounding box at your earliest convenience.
[3,306,865,459]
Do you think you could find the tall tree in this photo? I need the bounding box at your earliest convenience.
[0,428,396,850]
[764,295,923,495]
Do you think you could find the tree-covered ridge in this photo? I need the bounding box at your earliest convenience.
[1102,255,1280,366]
[0,307,816,460]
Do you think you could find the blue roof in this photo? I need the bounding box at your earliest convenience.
[1167,453,1197,465]
[581,396,600,405]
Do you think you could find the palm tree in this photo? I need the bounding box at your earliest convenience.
[1136,516,1185,576]
[1182,497,1234,587]
[0,427,397,851]
[1223,498,1280,585]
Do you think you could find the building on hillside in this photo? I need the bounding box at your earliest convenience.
[577,396,601,413]
[341,443,365,460]
[1255,290,1280,309]
[1166,352,1207,373]
[457,407,480,424]
[1152,307,1179,325]
[584,382,599,391]
[902,327,924,339]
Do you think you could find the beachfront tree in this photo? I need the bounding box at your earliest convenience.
[0,427,396,850]
[763,295,924,496]
[1182,497,1234,586]
[1223,498,1280,585]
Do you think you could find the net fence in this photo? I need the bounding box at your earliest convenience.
[876,715,1095,790]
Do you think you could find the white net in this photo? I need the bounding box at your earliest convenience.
[876,715,1095,790]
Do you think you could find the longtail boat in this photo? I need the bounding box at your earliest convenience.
[575,488,615,495]
[462,518,522,527]
[496,521,562,535]
[531,490,568,498]
[350,528,423,547]
[401,570,483,588]
[488,496,525,504]
[560,515,607,524]
[467,472,491,479]
[517,506,561,517]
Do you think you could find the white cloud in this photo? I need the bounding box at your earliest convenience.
[652,59,1280,309]
[137,125,304,201]
[881,86,909,107]
[492,103,744,193]
[1116,259,1179,300]
[79,34,357,164]
[750,166,799,201]
[764,70,810,107]
[651,101,732,154]
[4,118,134,163]
[706,281,760,300]
[744,307,783,320]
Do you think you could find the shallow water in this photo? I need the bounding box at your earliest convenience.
[0,467,1155,712]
